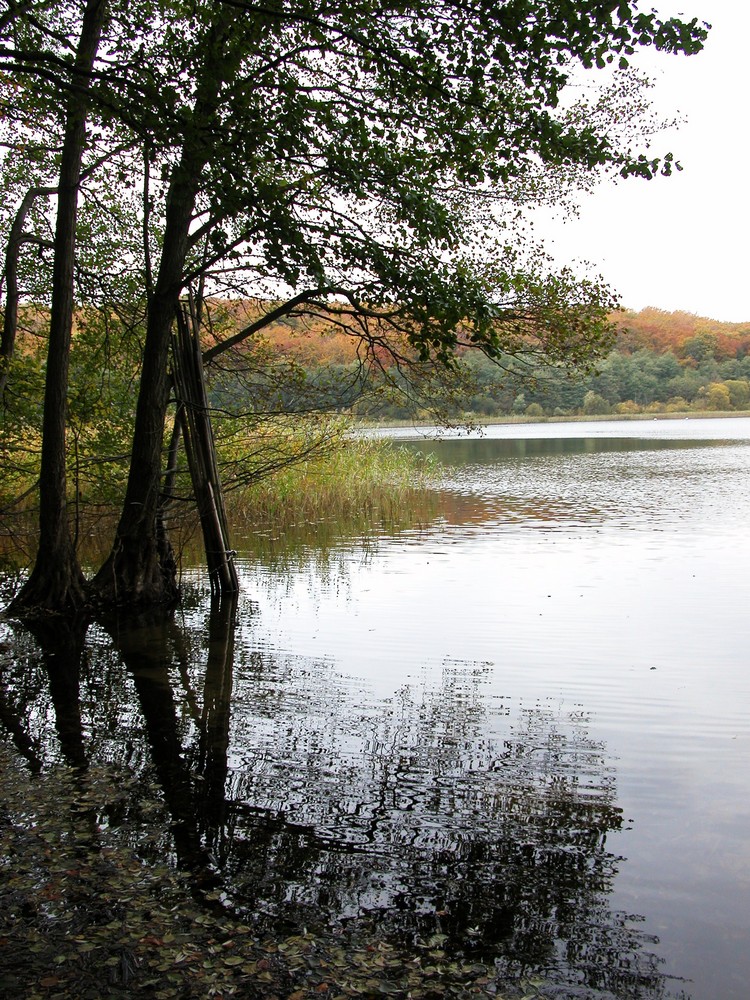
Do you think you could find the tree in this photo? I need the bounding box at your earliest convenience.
[681,331,718,364]
[91,1,708,608]
[1,0,203,609]
[724,378,750,409]
[7,0,109,614]
[704,381,731,411]
[581,389,610,416]
[91,8,293,606]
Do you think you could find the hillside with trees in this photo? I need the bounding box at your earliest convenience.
[518,307,750,418]
[210,304,750,420]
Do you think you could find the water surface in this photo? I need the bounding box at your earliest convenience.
[236,417,750,998]
[2,417,749,999]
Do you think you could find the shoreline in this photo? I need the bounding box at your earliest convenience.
[359,409,750,430]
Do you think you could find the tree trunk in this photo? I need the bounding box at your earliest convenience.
[91,20,231,608]
[90,151,205,607]
[0,186,54,403]
[9,0,107,616]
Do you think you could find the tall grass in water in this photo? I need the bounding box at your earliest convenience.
[225,435,440,554]
[0,422,440,578]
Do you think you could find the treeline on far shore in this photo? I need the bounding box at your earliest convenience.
[201,303,750,421]
[352,308,750,421]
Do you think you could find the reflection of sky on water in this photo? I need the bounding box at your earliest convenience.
[2,420,750,998]
[406,436,750,534]
[1,615,658,995]
[234,426,750,999]
[368,415,750,442]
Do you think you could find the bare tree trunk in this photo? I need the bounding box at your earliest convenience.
[10,0,108,616]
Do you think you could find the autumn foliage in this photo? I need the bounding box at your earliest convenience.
[211,301,750,369]
[614,308,750,361]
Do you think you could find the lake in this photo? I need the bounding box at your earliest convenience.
[2,416,749,999]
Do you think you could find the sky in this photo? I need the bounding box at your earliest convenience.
[537,0,749,323]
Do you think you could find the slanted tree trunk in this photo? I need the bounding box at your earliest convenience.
[9,0,108,616]
[0,186,55,404]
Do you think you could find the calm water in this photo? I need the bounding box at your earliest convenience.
[2,417,750,999]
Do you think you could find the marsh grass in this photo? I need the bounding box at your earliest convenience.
[0,432,441,583]
[223,435,440,558]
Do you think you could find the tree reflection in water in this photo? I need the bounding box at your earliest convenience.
[0,601,683,998]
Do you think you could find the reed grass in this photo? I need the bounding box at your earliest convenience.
[225,435,439,543]
[0,429,441,576]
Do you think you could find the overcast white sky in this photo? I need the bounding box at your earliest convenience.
[537,0,749,323]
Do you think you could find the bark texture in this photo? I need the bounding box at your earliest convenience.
[91,21,230,608]
[10,0,107,616]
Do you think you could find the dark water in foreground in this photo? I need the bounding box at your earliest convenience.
[2,417,750,999]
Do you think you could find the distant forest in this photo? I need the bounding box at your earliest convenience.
[233,305,750,420]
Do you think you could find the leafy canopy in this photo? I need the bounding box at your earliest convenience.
[0,1,710,372]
